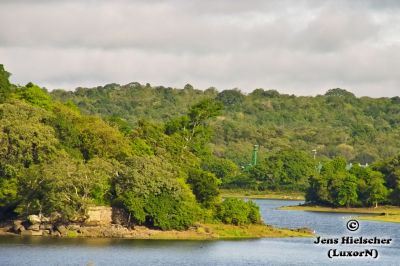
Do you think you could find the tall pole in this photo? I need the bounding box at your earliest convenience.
[252,145,259,166]
[312,149,317,160]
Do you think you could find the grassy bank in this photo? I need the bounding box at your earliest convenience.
[279,205,400,224]
[144,224,312,240]
[220,189,305,200]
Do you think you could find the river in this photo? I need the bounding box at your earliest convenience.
[0,199,398,265]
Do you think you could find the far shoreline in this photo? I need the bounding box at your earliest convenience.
[220,189,305,201]
[278,205,400,224]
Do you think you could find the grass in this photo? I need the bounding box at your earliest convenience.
[66,230,79,238]
[279,204,400,223]
[357,214,400,223]
[145,223,313,240]
[204,224,312,239]
[220,189,305,200]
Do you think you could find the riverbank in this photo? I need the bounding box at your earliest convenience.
[0,223,312,240]
[278,205,400,223]
[220,189,305,200]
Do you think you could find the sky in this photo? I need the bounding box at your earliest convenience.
[1,0,400,97]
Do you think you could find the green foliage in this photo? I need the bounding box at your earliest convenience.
[51,83,400,171]
[337,174,358,207]
[0,101,58,167]
[187,169,221,207]
[165,98,223,156]
[0,71,241,228]
[325,88,356,98]
[366,172,388,207]
[15,153,116,220]
[216,89,244,107]
[0,64,11,102]
[374,154,400,205]
[17,83,52,109]
[201,156,240,182]
[107,115,132,135]
[113,157,200,230]
[0,163,18,210]
[216,198,261,225]
[248,149,316,191]
[306,156,394,207]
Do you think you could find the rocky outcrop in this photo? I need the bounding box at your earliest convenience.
[85,206,112,226]
[8,214,62,237]
[27,215,41,225]
[3,206,134,238]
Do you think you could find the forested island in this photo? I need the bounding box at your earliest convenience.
[0,64,313,239]
[1,63,399,239]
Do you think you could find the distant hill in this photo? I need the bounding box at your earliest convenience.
[51,84,400,165]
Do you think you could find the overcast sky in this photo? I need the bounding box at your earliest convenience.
[1,0,399,97]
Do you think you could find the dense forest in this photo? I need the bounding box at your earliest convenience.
[1,63,400,223]
[51,82,400,166]
[0,65,260,229]
[50,78,400,199]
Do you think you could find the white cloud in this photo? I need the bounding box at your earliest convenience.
[0,0,399,97]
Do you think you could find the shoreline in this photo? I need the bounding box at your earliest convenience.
[278,205,400,224]
[0,223,313,240]
[220,189,305,201]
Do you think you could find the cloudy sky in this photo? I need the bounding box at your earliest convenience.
[1,0,399,96]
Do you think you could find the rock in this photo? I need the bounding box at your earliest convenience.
[112,208,130,226]
[42,230,51,236]
[2,225,13,233]
[39,214,50,223]
[13,220,25,233]
[13,220,23,227]
[56,225,67,235]
[40,224,53,230]
[67,224,81,230]
[85,206,112,226]
[21,230,43,236]
[27,224,41,231]
[50,230,61,237]
[77,228,88,235]
[27,215,41,225]
[50,212,62,223]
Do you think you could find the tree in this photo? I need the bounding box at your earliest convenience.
[187,169,221,208]
[250,149,316,191]
[165,99,223,155]
[0,64,11,102]
[17,83,52,109]
[337,174,358,207]
[216,89,244,107]
[325,88,355,98]
[374,154,400,205]
[17,152,100,220]
[216,198,261,225]
[201,157,240,184]
[366,172,388,208]
[113,156,200,230]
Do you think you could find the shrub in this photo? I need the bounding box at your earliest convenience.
[216,198,262,225]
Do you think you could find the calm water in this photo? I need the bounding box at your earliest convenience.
[0,200,398,265]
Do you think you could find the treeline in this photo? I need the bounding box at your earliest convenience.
[306,155,400,207]
[0,65,261,229]
[51,82,400,167]
[50,81,400,193]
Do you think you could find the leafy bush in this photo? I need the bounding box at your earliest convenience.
[216,198,262,225]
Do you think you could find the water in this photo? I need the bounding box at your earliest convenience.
[0,200,398,265]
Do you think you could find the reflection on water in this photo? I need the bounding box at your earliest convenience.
[0,199,398,266]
